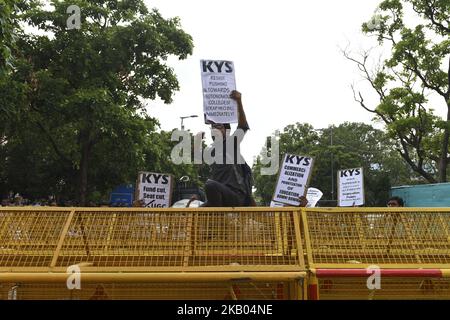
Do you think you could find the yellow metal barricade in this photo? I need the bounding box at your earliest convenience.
[315,277,450,300]
[3,206,450,299]
[0,207,306,300]
[0,281,304,300]
[302,208,450,300]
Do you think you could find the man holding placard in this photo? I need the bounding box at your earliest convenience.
[198,59,254,207]
[337,167,365,207]
[200,90,252,207]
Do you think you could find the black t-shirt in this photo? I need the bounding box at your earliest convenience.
[209,125,249,195]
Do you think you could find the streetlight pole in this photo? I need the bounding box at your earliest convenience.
[330,125,334,202]
[314,126,335,203]
[180,115,198,130]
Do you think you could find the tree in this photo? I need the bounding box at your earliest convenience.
[0,0,16,71]
[345,0,450,183]
[141,129,211,187]
[0,0,35,72]
[253,122,418,206]
[0,0,194,204]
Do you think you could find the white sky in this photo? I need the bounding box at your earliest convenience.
[144,0,388,165]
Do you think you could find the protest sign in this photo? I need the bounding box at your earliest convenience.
[337,167,365,207]
[306,187,323,208]
[136,172,174,208]
[271,187,322,208]
[200,59,237,124]
[272,154,314,206]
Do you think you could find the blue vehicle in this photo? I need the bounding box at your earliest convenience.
[110,184,135,207]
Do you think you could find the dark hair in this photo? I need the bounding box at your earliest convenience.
[211,122,231,129]
[388,196,404,206]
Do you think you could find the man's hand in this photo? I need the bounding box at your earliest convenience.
[231,90,249,130]
[299,196,308,207]
[186,194,199,208]
[230,90,241,101]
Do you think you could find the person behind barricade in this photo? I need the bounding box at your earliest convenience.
[13,195,23,206]
[387,196,404,207]
[201,90,253,207]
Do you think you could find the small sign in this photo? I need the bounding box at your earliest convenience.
[306,187,323,208]
[136,172,174,208]
[337,167,365,207]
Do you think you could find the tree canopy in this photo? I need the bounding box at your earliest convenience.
[0,0,196,204]
[253,122,419,206]
[0,0,16,71]
[345,0,450,183]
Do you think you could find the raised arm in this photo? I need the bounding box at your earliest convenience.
[230,90,249,131]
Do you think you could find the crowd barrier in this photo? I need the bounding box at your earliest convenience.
[0,207,306,300]
[304,208,450,299]
[0,207,449,299]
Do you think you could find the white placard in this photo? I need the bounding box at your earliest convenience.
[306,187,323,208]
[136,172,173,208]
[172,199,204,208]
[272,154,314,206]
[337,167,365,207]
[201,59,237,124]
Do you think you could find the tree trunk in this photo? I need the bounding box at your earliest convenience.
[79,130,93,206]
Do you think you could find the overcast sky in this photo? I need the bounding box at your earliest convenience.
[143,0,390,165]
